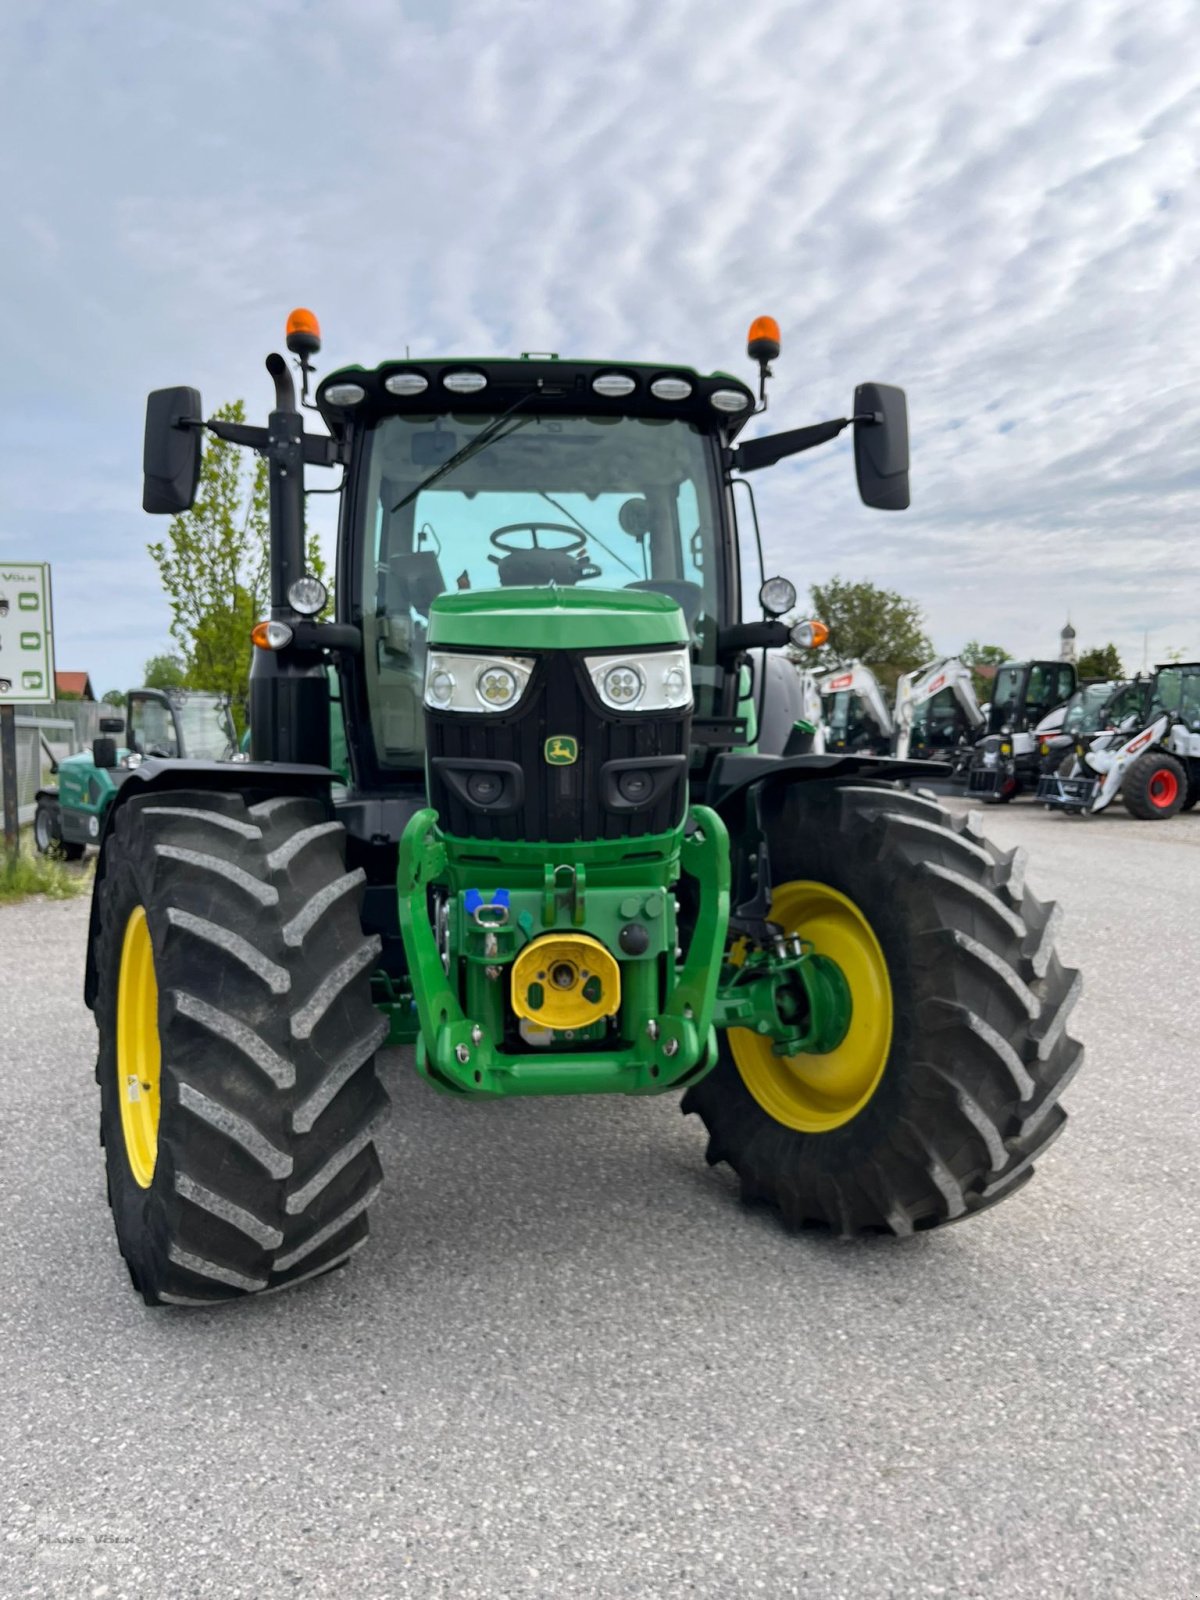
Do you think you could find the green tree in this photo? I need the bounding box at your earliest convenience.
[101,689,126,707]
[961,640,1011,698]
[142,653,188,690]
[1075,643,1123,681]
[807,576,931,692]
[146,400,327,730]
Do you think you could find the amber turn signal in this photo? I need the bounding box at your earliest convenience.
[789,618,829,650]
[286,307,321,357]
[747,315,781,365]
[252,619,294,651]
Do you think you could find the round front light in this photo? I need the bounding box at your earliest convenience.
[443,371,488,394]
[650,376,693,402]
[324,383,365,406]
[476,664,520,708]
[759,576,797,616]
[710,387,751,413]
[428,669,456,706]
[385,372,429,396]
[661,663,689,705]
[287,576,328,616]
[601,662,646,708]
[593,372,636,398]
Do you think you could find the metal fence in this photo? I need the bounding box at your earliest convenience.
[0,707,92,825]
[19,699,103,749]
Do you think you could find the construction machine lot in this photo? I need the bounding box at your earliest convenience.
[0,800,1196,1600]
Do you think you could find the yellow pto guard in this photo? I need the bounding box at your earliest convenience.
[511,934,621,1031]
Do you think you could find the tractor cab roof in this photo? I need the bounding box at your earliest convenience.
[315,355,756,441]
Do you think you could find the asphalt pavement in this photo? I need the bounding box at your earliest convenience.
[0,798,1196,1599]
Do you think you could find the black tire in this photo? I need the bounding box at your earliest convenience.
[33,799,57,855]
[33,797,85,860]
[683,783,1082,1236]
[1182,778,1199,813]
[93,790,390,1305]
[1121,751,1187,820]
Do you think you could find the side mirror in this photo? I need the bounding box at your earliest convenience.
[93,736,118,769]
[854,382,909,510]
[99,716,124,734]
[143,387,203,514]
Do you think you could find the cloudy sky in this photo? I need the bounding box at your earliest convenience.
[1,0,1196,693]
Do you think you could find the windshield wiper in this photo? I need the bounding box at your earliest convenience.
[390,395,536,514]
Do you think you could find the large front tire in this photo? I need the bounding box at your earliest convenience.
[683,783,1082,1236]
[1122,752,1187,820]
[93,790,390,1305]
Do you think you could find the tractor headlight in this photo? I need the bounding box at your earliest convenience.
[423,652,534,714]
[586,648,693,713]
[287,576,328,616]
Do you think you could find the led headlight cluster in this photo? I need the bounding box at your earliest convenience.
[585,647,693,713]
[423,651,535,714]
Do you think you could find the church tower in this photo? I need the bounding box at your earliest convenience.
[1060,620,1076,664]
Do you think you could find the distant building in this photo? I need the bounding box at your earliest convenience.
[1059,622,1076,665]
[54,671,95,700]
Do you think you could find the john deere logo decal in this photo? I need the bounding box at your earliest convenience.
[544,735,578,766]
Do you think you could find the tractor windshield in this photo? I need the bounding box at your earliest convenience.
[357,412,725,766]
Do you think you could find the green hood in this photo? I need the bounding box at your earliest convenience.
[427,587,687,652]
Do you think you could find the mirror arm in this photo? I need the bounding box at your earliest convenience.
[198,416,347,468]
[204,418,270,449]
[717,620,790,658]
[729,416,850,474]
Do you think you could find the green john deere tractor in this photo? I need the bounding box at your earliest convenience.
[35,688,237,858]
[85,310,1083,1305]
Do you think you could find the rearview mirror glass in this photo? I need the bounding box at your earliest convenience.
[411,429,459,467]
[854,382,909,511]
[99,716,125,734]
[143,387,202,514]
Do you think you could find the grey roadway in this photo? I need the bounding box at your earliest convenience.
[0,799,1196,1600]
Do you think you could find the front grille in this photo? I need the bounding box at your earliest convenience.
[427,652,690,843]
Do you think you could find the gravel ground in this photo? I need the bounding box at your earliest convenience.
[0,799,1196,1599]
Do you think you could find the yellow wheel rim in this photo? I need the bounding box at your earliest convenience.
[730,881,892,1133]
[116,906,162,1187]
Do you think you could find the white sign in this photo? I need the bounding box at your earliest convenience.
[0,563,55,704]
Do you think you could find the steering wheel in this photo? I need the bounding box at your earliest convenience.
[489,522,588,562]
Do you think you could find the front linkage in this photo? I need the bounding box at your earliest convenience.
[397,805,732,1097]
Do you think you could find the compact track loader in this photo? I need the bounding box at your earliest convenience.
[35,688,236,858]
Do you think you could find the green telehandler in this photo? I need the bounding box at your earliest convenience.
[85,310,1082,1304]
[35,688,237,858]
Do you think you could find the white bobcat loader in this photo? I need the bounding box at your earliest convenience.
[893,657,986,770]
[1037,662,1200,819]
[817,659,893,755]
